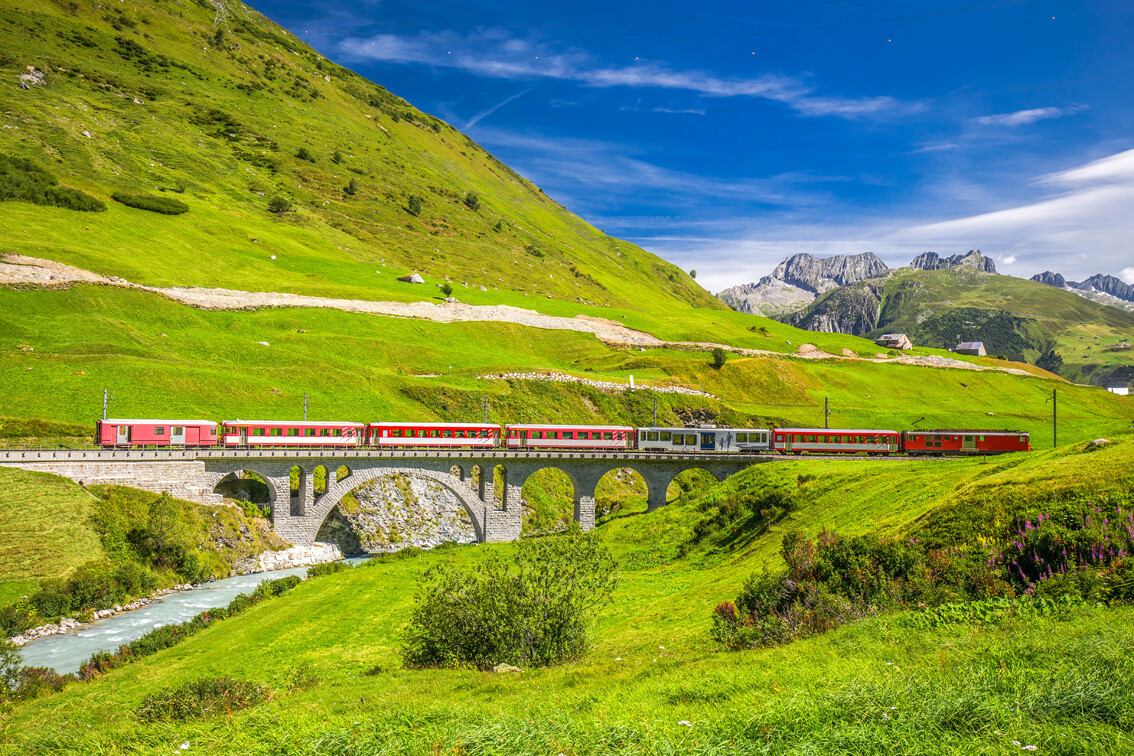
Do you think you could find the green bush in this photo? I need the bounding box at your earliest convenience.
[407,194,423,216]
[295,146,315,162]
[403,526,618,669]
[0,153,105,211]
[463,191,479,211]
[711,347,728,369]
[306,561,348,579]
[136,676,267,722]
[344,177,358,196]
[110,192,189,215]
[268,195,291,214]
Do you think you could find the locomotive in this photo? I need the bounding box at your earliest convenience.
[96,419,1030,456]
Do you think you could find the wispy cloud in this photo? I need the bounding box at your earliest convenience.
[464,87,534,129]
[974,106,1086,127]
[338,30,916,119]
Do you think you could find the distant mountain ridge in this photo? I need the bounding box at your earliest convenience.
[716,250,992,317]
[1031,271,1134,305]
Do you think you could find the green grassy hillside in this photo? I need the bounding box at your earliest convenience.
[0,0,717,314]
[2,284,1132,449]
[4,438,1132,754]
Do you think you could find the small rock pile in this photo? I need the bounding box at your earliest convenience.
[478,371,717,399]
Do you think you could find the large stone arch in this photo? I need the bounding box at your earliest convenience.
[662,466,729,506]
[309,465,486,544]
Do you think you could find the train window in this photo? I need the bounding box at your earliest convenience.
[286,428,298,437]
[660,431,671,441]
[305,429,316,437]
[775,434,783,441]
[805,435,815,443]
[443,431,453,438]
[319,429,330,437]
[562,432,573,439]
[604,432,613,440]
[532,431,543,439]
[577,432,588,440]
[1019,435,1026,443]
[269,428,282,436]
[547,432,558,439]
[979,435,985,441]
[647,431,659,441]
[335,429,344,437]
[737,433,748,442]
[155,427,165,435]
[391,430,403,437]
[430,430,440,438]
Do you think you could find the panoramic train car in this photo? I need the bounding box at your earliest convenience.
[220,420,364,446]
[367,422,501,448]
[97,419,218,447]
[636,426,772,453]
[504,424,634,450]
[901,429,1030,455]
[772,428,899,455]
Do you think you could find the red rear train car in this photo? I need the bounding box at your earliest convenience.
[901,429,1030,455]
[367,422,501,448]
[97,419,218,447]
[504,424,634,450]
[220,420,364,446]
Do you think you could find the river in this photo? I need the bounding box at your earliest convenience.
[19,558,369,675]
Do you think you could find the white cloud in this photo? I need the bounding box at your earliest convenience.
[974,106,1085,127]
[338,31,915,119]
[1002,254,1017,265]
[1121,267,1134,285]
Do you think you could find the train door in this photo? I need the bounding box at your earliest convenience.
[783,434,792,453]
[239,427,248,445]
[171,426,185,445]
[889,435,898,453]
[519,430,527,449]
[700,432,716,451]
[116,425,130,445]
[962,434,976,453]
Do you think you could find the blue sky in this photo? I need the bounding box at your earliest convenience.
[256,0,1133,292]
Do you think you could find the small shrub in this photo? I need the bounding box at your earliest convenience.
[14,666,71,700]
[0,153,105,211]
[295,146,315,162]
[344,177,358,196]
[403,525,618,669]
[306,561,348,579]
[711,348,728,369]
[331,150,342,164]
[689,269,697,279]
[267,195,291,214]
[440,283,454,298]
[463,192,479,211]
[111,192,189,215]
[136,677,267,722]
[407,194,423,216]
[289,663,320,690]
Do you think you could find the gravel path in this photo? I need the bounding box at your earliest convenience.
[0,254,1036,377]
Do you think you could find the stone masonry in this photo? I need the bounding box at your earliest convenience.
[0,449,762,547]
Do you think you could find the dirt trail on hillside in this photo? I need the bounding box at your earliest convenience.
[0,254,1035,376]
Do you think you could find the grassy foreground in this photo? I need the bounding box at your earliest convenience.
[3,438,1133,754]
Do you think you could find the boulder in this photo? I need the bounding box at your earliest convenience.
[398,273,425,284]
[491,663,523,673]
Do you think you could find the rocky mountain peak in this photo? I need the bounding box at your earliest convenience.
[1031,271,1067,288]
[716,252,889,317]
[909,250,997,274]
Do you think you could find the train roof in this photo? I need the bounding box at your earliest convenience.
[639,426,770,432]
[221,420,364,426]
[907,429,1028,434]
[506,423,635,430]
[369,422,500,428]
[775,427,899,434]
[101,419,216,425]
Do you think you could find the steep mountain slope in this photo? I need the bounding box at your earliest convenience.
[1031,271,1134,311]
[0,0,718,314]
[717,252,888,316]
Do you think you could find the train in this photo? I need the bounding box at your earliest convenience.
[96,418,1031,456]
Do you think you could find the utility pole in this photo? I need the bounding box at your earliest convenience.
[1045,388,1058,448]
[304,393,308,422]
[483,396,489,423]
[653,394,658,427]
[824,397,830,429]
[102,389,113,420]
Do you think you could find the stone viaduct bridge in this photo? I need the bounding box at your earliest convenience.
[0,448,767,546]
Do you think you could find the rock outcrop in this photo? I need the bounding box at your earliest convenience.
[316,473,477,553]
[241,543,343,573]
[717,252,889,316]
[1030,271,1067,288]
[909,250,997,273]
[790,281,885,336]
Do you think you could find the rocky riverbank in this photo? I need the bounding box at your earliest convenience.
[9,584,197,647]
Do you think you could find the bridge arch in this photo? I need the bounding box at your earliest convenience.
[664,467,727,506]
[307,466,486,544]
[518,466,579,533]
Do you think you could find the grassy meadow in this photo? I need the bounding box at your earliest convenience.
[3,438,1133,754]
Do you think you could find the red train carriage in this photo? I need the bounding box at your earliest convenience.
[367,422,501,448]
[220,420,364,446]
[97,419,218,447]
[901,430,1030,455]
[772,428,899,455]
[504,424,634,451]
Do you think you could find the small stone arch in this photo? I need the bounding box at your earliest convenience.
[519,467,578,534]
[450,464,466,482]
[312,464,329,496]
[594,467,649,521]
[334,464,351,483]
[309,466,486,543]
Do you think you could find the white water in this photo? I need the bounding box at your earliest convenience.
[19,558,369,675]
